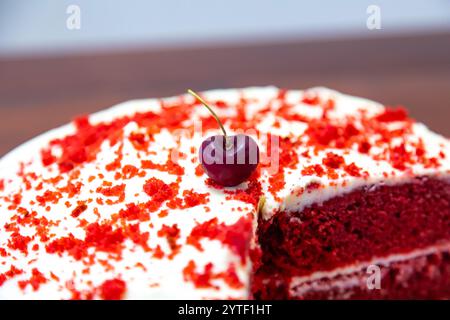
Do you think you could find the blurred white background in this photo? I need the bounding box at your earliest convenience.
[0,0,449,57]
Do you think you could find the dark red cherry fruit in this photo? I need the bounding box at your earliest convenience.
[199,134,259,186]
[188,89,260,187]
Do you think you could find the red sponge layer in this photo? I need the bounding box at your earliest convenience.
[290,250,450,299]
[257,249,450,299]
[253,176,450,299]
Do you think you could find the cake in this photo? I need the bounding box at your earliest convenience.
[0,87,449,299]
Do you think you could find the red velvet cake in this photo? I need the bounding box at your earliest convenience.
[253,177,450,299]
[0,87,449,299]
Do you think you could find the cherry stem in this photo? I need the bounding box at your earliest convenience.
[257,196,266,214]
[188,89,228,138]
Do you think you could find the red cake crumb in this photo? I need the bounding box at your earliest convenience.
[358,140,372,154]
[157,224,181,258]
[36,190,62,206]
[166,189,209,209]
[67,281,95,300]
[7,232,32,254]
[306,122,340,146]
[119,203,141,221]
[105,144,124,171]
[187,215,252,263]
[152,245,165,259]
[376,107,409,122]
[96,183,126,201]
[195,164,204,176]
[12,193,22,206]
[71,203,88,218]
[183,261,219,289]
[0,266,23,287]
[143,178,175,203]
[205,178,225,189]
[344,163,362,177]
[266,136,298,199]
[276,103,312,123]
[18,268,47,291]
[277,89,287,100]
[125,224,150,251]
[122,165,139,179]
[322,152,345,169]
[302,164,325,177]
[84,223,125,253]
[182,190,209,208]
[46,222,125,260]
[158,209,169,218]
[129,132,149,151]
[7,266,23,278]
[225,176,262,207]
[183,261,244,290]
[302,94,320,106]
[141,157,184,176]
[119,203,149,221]
[60,181,83,198]
[343,123,359,138]
[40,149,56,166]
[220,264,244,289]
[305,182,322,191]
[100,278,126,300]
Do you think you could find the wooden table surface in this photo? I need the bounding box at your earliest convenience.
[0,32,449,157]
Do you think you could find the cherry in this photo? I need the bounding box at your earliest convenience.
[188,89,259,187]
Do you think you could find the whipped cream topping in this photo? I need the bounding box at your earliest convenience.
[0,87,449,299]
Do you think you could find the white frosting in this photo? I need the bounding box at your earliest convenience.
[0,98,256,299]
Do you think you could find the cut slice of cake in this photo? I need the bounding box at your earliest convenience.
[0,87,449,299]
[250,88,450,299]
